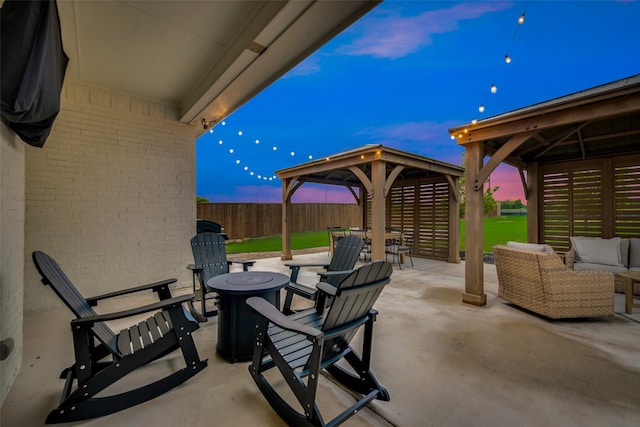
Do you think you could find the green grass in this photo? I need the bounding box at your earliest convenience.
[226,229,330,253]
[226,216,528,254]
[461,215,527,253]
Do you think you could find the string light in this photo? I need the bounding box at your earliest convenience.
[472,118,477,124]
[491,84,497,93]
[479,104,485,113]
[518,13,525,24]
[505,54,511,64]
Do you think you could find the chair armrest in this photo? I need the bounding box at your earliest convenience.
[285,263,329,283]
[228,259,255,271]
[72,294,194,326]
[564,247,576,268]
[246,297,323,340]
[285,262,329,269]
[318,269,354,279]
[87,278,177,306]
[316,282,337,297]
[285,282,317,300]
[187,264,203,273]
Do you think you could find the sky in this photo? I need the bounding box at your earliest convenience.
[196,0,640,204]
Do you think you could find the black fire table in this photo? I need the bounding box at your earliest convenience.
[206,271,289,362]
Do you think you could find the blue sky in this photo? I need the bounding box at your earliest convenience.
[196,0,640,204]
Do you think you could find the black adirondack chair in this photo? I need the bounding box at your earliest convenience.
[282,234,364,314]
[187,231,255,321]
[247,260,393,427]
[32,251,207,424]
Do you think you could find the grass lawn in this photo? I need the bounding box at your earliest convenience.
[226,216,528,254]
[461,215,527,253]
[226,229,329,253]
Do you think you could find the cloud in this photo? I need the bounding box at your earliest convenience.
[338,2,512,59]
[354,120,464,163]
[285,56,322,78]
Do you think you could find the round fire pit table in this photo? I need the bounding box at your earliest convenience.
[207,271,289,362]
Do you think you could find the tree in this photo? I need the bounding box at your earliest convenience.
[196,196,210,203]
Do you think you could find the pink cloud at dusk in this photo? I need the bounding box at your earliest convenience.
[337,2,512,59]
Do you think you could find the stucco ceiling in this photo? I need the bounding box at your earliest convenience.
[56,0,379,134]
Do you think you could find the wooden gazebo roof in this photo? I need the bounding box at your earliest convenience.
[448,73,640,306]
[276,144,464,261]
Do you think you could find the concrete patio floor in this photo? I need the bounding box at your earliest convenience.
[2,252,639,427]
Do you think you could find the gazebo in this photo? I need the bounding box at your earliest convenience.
[449,74,640,306]
[276,144,464,263]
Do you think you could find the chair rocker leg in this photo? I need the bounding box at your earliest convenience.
[325,349,390,401]
[48,315,207,424]
[46,361,207,423]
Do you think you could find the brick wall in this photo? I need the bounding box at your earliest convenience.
[1,122,25,406]
[24,82,197,311]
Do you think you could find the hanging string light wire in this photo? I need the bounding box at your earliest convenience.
[505,6,528,64]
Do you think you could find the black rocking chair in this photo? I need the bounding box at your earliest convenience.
[32,251,207,423]
[247,260,393,427]
[282,234,364,314]
[187,231,255,321]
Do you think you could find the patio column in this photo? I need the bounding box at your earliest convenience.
[449,176,461,263]
[370,159,386,260]
[281,178,293,260]
[464,142,487,305]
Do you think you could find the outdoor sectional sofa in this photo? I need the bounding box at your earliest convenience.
[565,236,640,296]
[493,243,615,319]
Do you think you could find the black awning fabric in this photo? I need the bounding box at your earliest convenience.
[1,0,68,148]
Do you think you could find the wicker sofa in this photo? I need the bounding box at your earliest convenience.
[565,236,640,296]
[493,244,614,319]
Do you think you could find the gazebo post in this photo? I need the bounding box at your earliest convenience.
[281,178,292,260]
[449,176,461,263]
[463,142,487,306]
[370,158,386,260]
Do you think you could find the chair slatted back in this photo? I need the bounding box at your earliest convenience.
[32,251,118,353]
[326,235,365,285]
[190,232,229,284]
[319,260,392,361]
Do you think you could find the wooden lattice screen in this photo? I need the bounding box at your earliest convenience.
[368,177,451,261]
[541,154,640,253]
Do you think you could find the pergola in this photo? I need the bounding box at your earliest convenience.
[276,144,464,262]
[449,74,640,306]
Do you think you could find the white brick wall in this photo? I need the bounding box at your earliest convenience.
[1,121,25,406]
[25,82,197,310]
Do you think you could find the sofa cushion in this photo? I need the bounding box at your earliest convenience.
[573,262,627,274]
[629,238,640,268]
[570,236,622,267]
[507,241,554,253]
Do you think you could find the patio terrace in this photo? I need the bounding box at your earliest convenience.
[2,252,639,427]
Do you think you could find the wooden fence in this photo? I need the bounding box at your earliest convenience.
[197,203,361,239]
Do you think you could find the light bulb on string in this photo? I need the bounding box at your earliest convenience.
[229,148,234,154]
[472,118,477,125]
[290,151,295,156]
[235,160,240,164]
[518,13,525,24]
[255,139,260,144]
[479,104,485,113]
[505,54,511,64]
[221,121,226,126]
[491,84,497,94]
[272,146,277,151]
[218,140,223,145]
[237,131,243,136]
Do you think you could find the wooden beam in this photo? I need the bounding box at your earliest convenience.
[455,93,640,144]
[349,165,373,193]
[518,167,528,200]
[533,121,590,160]
[445,175,460,202]
[383,165,405,197]
[474,131,537,190]
[463,142,487,306]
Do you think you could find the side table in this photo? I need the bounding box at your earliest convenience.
[616,271,640,314]
[207,271,289,362]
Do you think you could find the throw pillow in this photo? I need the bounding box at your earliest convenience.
[507,241,554,253]
[571,236,622,267]
[629,238,640,268]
